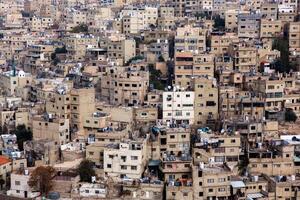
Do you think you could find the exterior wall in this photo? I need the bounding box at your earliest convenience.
[162,91,195,125]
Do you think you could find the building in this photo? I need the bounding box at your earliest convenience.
[174,25,206,53]
[104,138,149,179]
[32,113,70,145]
[192,76,218,127]
[162,90,195,125]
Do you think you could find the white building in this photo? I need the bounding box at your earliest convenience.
[79,183,107,198]
[162,90,195,125]
[7,170,40,198]
[104,138,149,179]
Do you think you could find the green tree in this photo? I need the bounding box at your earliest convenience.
[71,24,88,33]
[77,160,96,182]
[14,124,32,151]
[149,65,165,90]
[272,36,293,72]
[285,109,298,122]
[28,166,56,197]
[213,15,225,30]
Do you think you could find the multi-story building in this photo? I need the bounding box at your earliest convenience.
[7,169,40,198]
[289,22,300,63]
[100,65,149,106]
[229,41,258,73]
[32,113,70,146]
[210,32,239,56]
[24,44,55,74]
[65,34,98,62]
[103,138,149,179]
[162,90,195,125]
[192,76,218,127]
[0,70,32,96]
[192,163,232,200]
[238,12,261,39]
[174,25,206,53]
[106,38,136,64]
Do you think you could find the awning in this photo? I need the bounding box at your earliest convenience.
[231,181,246,188]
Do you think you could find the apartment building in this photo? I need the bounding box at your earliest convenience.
[260,19,282,41]
[171,0,185,17]
[104,138,149,179]
[121,6,158,34]
[248,140,295,176]
[261,2,278,20]
[100,65,149,106]
[225,9,239,31]
[0,70,32,96]
[70,88,96,133]
[253,78,284,111]
[229,41,258,73]
[32,113,70,145]
[7,169,40,198]
[192,76,218,127]
[289,22,300,63]
[238,12,261,39]
[162,90,195,125]
[0,156,27,190]
[193,132,241,165]
[27,16,53,32]
[210,32,239,56]
[174,52,214,88]
[174,25,206,53]
[24,44,55,74]
[65,34,98,62]
[107,38,136,64]
[159,127,191,156]
[192,163,232,200]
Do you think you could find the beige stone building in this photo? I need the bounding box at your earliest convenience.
[210,33,239,56]
[65,34,98,62]
[106,38,136,64]
[70,88,96,133]
[24,44,55,74]
[228,41,258,73]
[174,25,206,53]
[104,138,149,179]
[174,52,214,88]
[100,65,149,106]
[192,163,232,200]
[289,22,300,63]
[0,70,32,96]
[192,76,218,127]
[193,132,241,165]
[32,114,70,145]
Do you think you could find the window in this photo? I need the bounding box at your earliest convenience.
[131,166,137,170]
[131,156,138,160]
[15,181,20,185]
[208,188,213,192]
[207,179,214,183]
[218,188,225,192]
[121,165,127,170]
[218,178,226,182]
[263,164,268,168]
[199,192,203,196]
[107,164,111,168]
